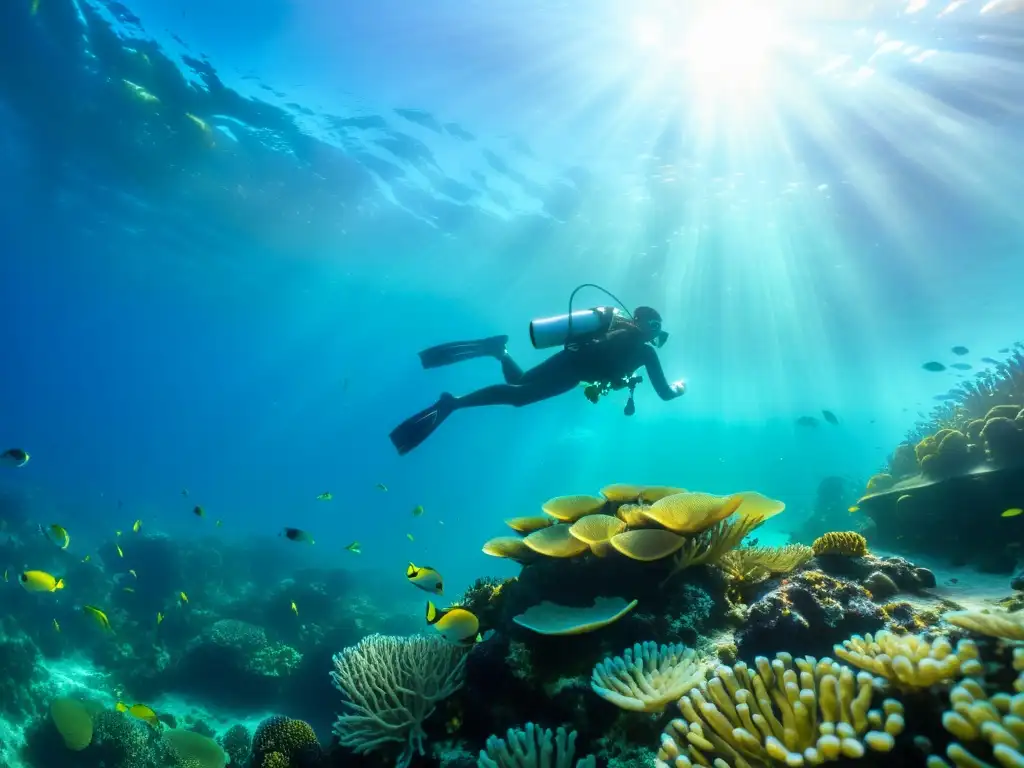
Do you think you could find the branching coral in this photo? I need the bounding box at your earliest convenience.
[330,633,468,768]
[655,652,903,767]
[834,631,980,690]
[812,532,868,557]
[590,641,708,713]
[478,723,595,768]
[719,545,814,585]
[661,515,765,586]
[945,609,1024,640]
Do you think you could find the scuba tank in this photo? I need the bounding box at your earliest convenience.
[529,306,621,350]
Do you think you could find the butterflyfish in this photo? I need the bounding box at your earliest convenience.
[407,563,443,595]
[425,601,481,646]
[20,570,64,593]
[179,591,188,604]
[412,505,424,517]
[46,524,71,549]
[1003,508,1024,518]
[83,605,112,631]
[848,505,859,514]
[116,702,160,729]
[283,527,314,544]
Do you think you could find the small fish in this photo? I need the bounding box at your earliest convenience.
[282,527,315,544]
[129,570,137,579]
[897,494,912,504]
[20,570,64,593]
[46,524,71,550]
[290,601,298,616]
[215,520,222,527]
[345,541,361,554]
[795,416,819,427]
[821,410,839,426]
[181,488,189,497]
[999,348,1010,354]
[157,612,164,625]
[425,601,482,646]
[116,702,161,729]
[133,519,142,533]
[950,363,972,371]
[83,605,112,631]
[2,569,6,582]
[922,361,946,372]
[982,357,1000,365]
[412,505,425,517]
[376,483,388,492]
[31,0,40,16]
[951,346,970,356]
[82,555,91,563]
[316,492,332,501]
[123,587,135,593]
[1002,508,1024,518]
[179,591,189,604]
[115,530,122,537]
[53,619,60,633]
[848,505,859,514]
[439,520,445,526]
[407,563,443,595]
[1,448,30,467]
[192,505,205,518]
[116,544,124,558]
[407,533,415,542]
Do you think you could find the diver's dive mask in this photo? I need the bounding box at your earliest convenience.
[645,318,668,348]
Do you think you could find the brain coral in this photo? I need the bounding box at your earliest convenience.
[251,716,320,768]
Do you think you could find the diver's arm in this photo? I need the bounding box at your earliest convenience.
[642,346,685,401]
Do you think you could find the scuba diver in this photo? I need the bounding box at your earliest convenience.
[388,285,687,456]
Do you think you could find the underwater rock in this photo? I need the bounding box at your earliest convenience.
[863,571,900,602]
[735,570,885,660]
[1011,568,1024,592]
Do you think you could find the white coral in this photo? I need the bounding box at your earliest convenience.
[478,722,594,768]
[330,633,468,768]
[590,641,707,712]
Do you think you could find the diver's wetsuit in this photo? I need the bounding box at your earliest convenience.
[389,328,682,455]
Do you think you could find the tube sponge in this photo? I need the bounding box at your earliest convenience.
[655,652,903,768]
[591,641,708,713]
[478,722,595,768]
[330,633,468,768]
[834,631,980,690]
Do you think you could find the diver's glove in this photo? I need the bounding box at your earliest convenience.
[671,379,686,396]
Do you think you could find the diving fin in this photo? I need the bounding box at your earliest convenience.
[417,335,508,370]
[389,394,456,455]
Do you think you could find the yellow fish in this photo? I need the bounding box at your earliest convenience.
[425,601,482,646]
[53,619,60,633]
[847,505,859,514]
[1002,508,1024,518]
[2,569,6,582]
[129,569,137,579]
[20,570,64,593]
[133,519,142,533]
[407,563,443,595]
[116,544,124,558]
[376,483,388,492]
[46,524,71,550]
[412,505,424,517]
[83,605,112,631]
[123,587,135,593]
[317,492,332,501]
[290,601,298,616]
[157,612,164,625]
[116,702,160,729]
[179,591,188,604]
[345,541,361,554]
[406,533,415,542]
[116,530,122,537]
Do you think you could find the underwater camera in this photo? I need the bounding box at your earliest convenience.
[528,283,668,350]
[583,374,644,416]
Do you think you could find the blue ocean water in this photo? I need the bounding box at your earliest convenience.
[2,0,1024,764]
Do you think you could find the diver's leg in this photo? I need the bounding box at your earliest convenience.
[453,377,578,410]
[389,394,458,455]
[498,349,525,384]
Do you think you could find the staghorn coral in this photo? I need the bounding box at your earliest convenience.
[330,633,468,768]
[655,652,904,767]
[590,641,708,713]
[944,609,1024,640]
[812,531,868,557]
[719,545,814,585]
[834,630,981,690]
[478,723,595,768]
